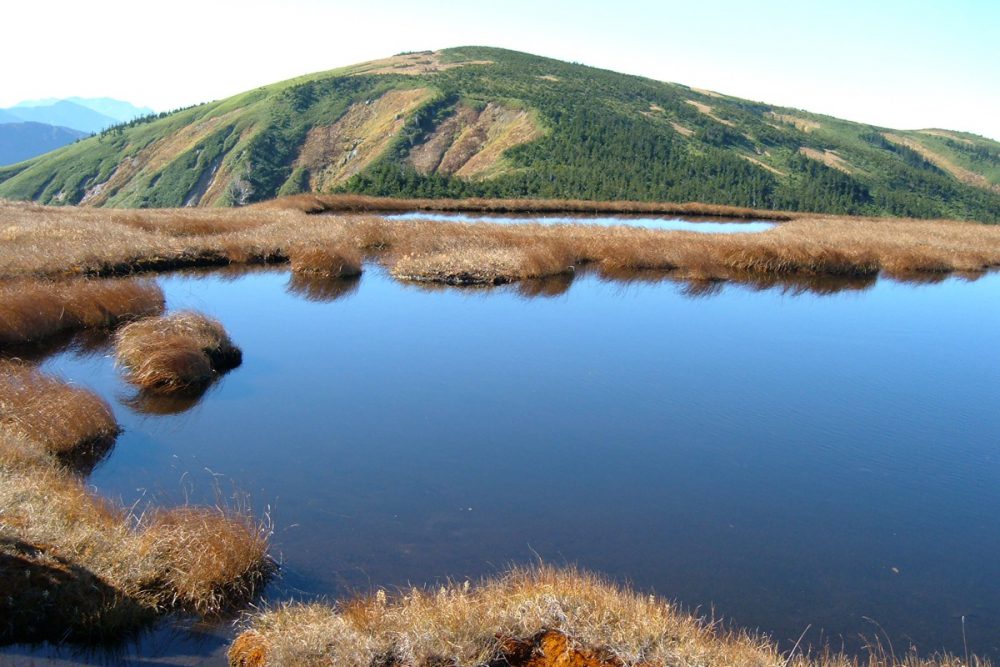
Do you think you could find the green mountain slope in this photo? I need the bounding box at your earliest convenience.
[1,47,998,220]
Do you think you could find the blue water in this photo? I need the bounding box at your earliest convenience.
[6,267,999,665]
[385,211,778,232]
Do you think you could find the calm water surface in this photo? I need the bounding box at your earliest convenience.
[5,267,999,664]
[386,211,778,232]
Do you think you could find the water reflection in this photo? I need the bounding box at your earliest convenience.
[10,266,1000,665]
[386,211,778,233]
[1,329,113,365]
[286,273,361,302]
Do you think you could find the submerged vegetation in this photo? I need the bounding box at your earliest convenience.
[228,565,987,667]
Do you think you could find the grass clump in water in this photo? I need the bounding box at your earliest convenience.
[289,242,363,278]
[115,311,242,393]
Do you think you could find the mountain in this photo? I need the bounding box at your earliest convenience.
[0,122,87,165]
[2,100,117,134]
[64,98,155,123]
[1,47,998,220]
[12,98,154,125]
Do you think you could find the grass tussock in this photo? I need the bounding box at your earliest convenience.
[1,199,1000,288]
[1,402,273,643]
[288,242,363,278]
[228,565,987,667]
[0,360,119,471]
[0,462,273,643]
[0,278,164,346]
[138,507,273,615]
[115,311,242,392]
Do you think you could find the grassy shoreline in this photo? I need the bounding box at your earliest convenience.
[228,565,987,667]
[0,196,998,288]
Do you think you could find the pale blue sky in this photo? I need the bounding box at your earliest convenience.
[4,0,998,138]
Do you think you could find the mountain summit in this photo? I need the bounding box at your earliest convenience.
[1,47,997,220]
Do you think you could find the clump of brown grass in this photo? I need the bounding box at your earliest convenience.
[0,278,165,346]
[115,311,242,392]
[289,243,363,278]
[2,199,1000,288]
[0,431,273,642]
[137,507,274,615]
[0,360,119,471]
[228,565,988,667]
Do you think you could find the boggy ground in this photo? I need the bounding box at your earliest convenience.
[2,194,998,660]
[228,566,987,667]
[0,195,998,286]
[1,321,271,645]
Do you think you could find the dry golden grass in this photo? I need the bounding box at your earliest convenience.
[0,460,273,642]
[288,242,363,278]
[138,507,272,615]
[228,565,987,667]
[114,311,242,392]
[0,277,164,346]
[1,197,999,290]
[0,360,119,471]
[0,378,273,643]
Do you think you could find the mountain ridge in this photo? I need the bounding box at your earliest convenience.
[1,47,998,221]
[0,122,87,166]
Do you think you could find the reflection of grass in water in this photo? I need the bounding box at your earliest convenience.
[286,273,361,303]
[123,384,214,417]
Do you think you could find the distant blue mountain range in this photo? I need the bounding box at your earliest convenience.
[0,122,88,166]
[0,97,154,165]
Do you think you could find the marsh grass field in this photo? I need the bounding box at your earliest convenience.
[1,196,999,666]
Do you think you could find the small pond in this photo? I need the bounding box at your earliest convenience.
[4,266,999,665]
[385,211,778,232]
